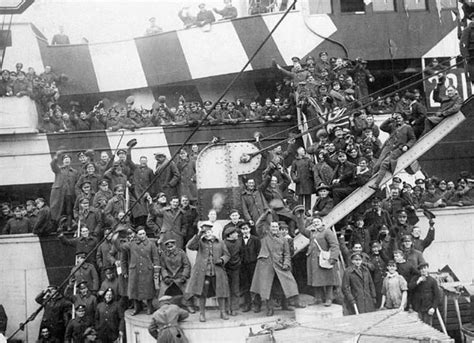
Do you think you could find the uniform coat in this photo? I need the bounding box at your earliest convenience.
[152,206,185,249]
[342,264,376,314]
[50,157,79,221]
[185,233,230,298]
[311,197,334,216]
[148,304,189,343]
[241,187,269,223]
[176,157,197,202]
[300,224,340,287]
[70,263,100,292]
[59,235,99,264]
[3,217,31,234]
[250,221,299,300]
[126,154,154,218]
[409,275,440,313]
[35,292,71,340]
[159,248,191,298]
[64,316,92,343]
[33,205,52,236]
[291,155,315,195]
[95,300,123,342]
[120,238,160,300]
[153,159,180,199]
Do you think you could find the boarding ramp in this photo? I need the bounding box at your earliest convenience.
[294,96,474,254]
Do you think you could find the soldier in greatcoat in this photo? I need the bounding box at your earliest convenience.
[148,296,189,343]
[176,149,197,203]
[153,152,180,199]
[370,112,416,190]
[50,151,79,229]
[64,305,91,343]
[185,223,230,322]
[297,210,340,306]
[159,238,194,313]
[342,252,377,315]
[120,227,160,315]
[95,288,124,343]
[250,210,305,316]
[35,285,71,341]
[150,197,185,249]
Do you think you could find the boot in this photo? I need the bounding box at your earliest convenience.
[281,298,294,311]
[146,299,154,315]
[324,286,334,307]
[242,303,251,313]
[265,299,274,317]
[242,293,251,312]
[253,294,262,313]
[131,300,141,316]
[291,295,306,309]
[218,298,229,320]
[313,287,323,305]
[199,297,206,322]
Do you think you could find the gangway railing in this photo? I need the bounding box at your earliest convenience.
[293,96,474,254]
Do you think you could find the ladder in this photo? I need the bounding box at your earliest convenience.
[293,97,474,255]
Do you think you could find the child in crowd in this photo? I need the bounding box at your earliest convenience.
[379,260,407,310]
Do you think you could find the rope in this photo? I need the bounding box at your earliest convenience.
[7,1,299,339]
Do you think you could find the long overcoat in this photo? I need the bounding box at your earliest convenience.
[185,234,230,298]
[159,248,191,298]
[290,155,315,195]
[50,158,79,221]
[342,264,376,314]
[153,159,180,199]
[153,206,185,249]
[120,238,159,300]
[176,157,197,202]
[148,304,189,343]
[250,223,299,300]
[300,225,340,287]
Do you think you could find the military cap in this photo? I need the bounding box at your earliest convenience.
[350,252,362,260]
[392,177,402,183]
[223,226,237,238]
[291,56,300,62]
[79,181,91,188]
[116,149,127,156]
[85,162,95,169]
[79,197,90,204]
[62,154,71,161]
[336,150,347,156]
[204,100,212,106]
[417,262,429,270]
[99,179,109,186]
[76,304,86,311]
[77,151,86,158]
[316,183,331,193]
[76,251,87,257]
[163,238,177,245]
[77,281,88,289]
[319,51,328,57]
[200,222,214,231]
[401,235,412,242]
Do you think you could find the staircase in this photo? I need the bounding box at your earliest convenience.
[293,96,474,254]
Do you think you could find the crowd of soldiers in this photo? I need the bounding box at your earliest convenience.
[0,46,472,342]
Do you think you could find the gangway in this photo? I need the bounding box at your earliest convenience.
[293,96,474,254]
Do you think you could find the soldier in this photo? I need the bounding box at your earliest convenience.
[251,211,305,316]
[50,151,79,229]
[159,238,194,313]
[68,251,100,292]
[186,223,230,322]
[64,305,91,343]
[239,221,261,313]
[370,112,416,190]
[74,198,102,238]
[35,286,71,341]
[152,152,180,199]
[95,288,124,343]
[148,296,189,343]
[2,205,31,234]
[150,197,185,249]
[96,228,114,276]
[92,179,113,212]
[58,227,99,265]
[120,227,160,315]
[65,280,97,323]
[104,184,126,227]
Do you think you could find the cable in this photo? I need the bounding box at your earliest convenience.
[7,1,299,339]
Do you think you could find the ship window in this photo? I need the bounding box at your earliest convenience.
[373,0,395,12]
[308,0,332,14]
[403,0,427,10]
[341,0,365,13]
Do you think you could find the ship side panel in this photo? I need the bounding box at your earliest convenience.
[36,38,100,96]
[135,31,193,86]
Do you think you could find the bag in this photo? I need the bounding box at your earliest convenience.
[314,238,333,269]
